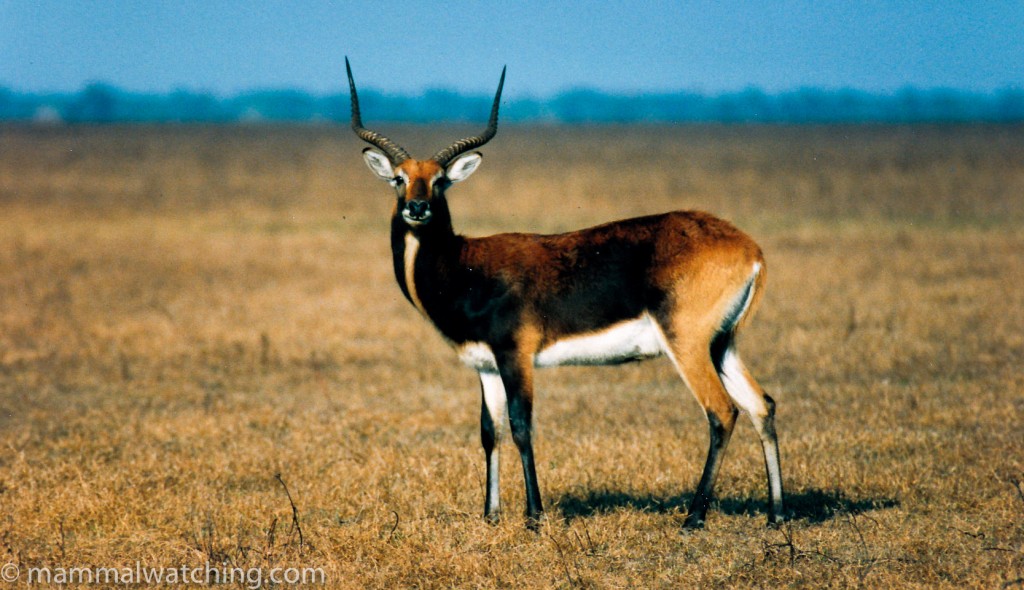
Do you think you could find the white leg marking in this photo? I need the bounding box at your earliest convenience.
[403,232,427,316]
[720,346,783,507]
[719,347,768,417]
[480,371,507,515]
[480,371,508,434]
[458,342,499,373]
[764,436,784,507]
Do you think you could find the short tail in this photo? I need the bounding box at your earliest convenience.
[737,259,766,330]
[710,260,764,373]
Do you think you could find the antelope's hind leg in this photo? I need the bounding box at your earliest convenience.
[717,345,786,525]
[666,343,740,529]
[479,371,507,522]
[653,313,739,529]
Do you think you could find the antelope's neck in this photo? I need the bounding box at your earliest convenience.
[390,220,463,322]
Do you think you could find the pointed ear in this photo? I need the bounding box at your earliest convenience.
[362,148,395,181]
[445,152,482,184]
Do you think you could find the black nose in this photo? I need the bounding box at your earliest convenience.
[407,200,430,219]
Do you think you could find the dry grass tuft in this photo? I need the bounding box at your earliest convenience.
[1,124,1022,588]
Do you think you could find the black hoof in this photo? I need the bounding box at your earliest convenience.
[767,509,790,528]
[484,511,501,525]
[682,514,706,530]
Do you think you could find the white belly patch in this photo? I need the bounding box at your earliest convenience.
[456,314,665,373]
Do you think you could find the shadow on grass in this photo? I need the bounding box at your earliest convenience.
[557,487,898,524]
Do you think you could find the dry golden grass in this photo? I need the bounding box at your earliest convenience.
[1,123,1022,588]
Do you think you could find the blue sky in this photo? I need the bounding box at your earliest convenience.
[1,1,1022,97]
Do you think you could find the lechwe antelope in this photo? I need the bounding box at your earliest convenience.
[346,58,784,529]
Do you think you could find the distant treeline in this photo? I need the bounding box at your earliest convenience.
[2,83,1023,123]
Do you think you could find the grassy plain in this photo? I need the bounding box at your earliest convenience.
[0,123,1022,588]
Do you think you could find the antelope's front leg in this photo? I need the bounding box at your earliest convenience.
[495,349,544,527]
[479,371,507,522]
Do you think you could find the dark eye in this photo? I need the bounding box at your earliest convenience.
[393,176,404,185]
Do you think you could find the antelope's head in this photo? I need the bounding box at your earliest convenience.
[347,57,504,230]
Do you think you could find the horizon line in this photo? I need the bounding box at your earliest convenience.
[3,82,1024,100]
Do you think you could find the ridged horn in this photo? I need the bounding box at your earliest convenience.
[431,66,506,167]
[346,57,411,164]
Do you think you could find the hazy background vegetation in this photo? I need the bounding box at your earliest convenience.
[3,84,1024,124]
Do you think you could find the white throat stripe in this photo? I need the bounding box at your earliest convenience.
[404,232,427,316]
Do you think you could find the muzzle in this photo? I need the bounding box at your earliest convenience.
[403,199,432,226]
